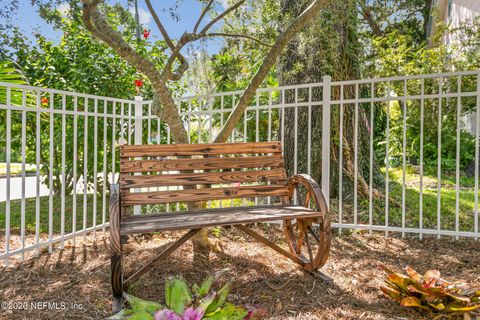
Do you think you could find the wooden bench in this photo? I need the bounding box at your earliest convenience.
[109,141,331,311]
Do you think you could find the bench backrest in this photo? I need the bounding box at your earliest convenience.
[119,142,288,208]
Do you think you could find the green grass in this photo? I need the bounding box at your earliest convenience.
[0,168,476,236]
[332,167,478,232]
[388,165,477,189]
[0,163,37,175]
[0,194,107,235]
[0,195,256,236]
[385,167,477,231]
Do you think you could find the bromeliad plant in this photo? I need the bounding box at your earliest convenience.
[380,265,480,317]
[108,273,265,320]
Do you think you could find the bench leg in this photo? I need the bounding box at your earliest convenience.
[109,184,123,313]
[234,225,306,267]
[111,251,123,313]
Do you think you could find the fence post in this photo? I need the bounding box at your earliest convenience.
[134,96,143,145]
[134,96,143,215]
[322,76,331,209]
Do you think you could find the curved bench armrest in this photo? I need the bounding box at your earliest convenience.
[109,184,122,252]
[286,174,328,215]
[286,174,331,269]
[109,184,120,217]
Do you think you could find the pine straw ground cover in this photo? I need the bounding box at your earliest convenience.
[0,225,479,320]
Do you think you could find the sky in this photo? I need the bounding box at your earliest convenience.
[12,0,226,54]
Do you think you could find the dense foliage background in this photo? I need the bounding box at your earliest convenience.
[1,0,480,194]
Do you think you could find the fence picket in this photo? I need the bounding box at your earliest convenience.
[1,69,480,262]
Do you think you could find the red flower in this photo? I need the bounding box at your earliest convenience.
[143,29,150,39]
[41,97,49,105]
[134,79,144,88]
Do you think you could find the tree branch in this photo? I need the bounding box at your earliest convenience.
[164,29,272,80]
[199,0,246,34]
[358,0,382,37]
[214,0,334,143]
[164,49,189,81]
[145,0,175,50]
[207,32,272,47]
[81,0,189,143]
[145,0,189,81]
[162,32,200,81]
[193,0,214,33]
[149,0,249,82]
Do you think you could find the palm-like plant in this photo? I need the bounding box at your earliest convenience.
[109,273,266,320]
[0,60,28,105]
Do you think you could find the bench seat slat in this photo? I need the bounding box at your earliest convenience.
[120,205,320,234]
[120,168,286,188]
[121,185,288,206]
[120,141,281,157]
[120,155,284,173]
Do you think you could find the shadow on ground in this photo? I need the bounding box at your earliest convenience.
[0,225,479,319]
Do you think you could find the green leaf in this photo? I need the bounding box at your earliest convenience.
[165,277,192,315]
[444,303,480,313]
[205,283,231,314]
[198,276,215,297]
[192,284,200,295]
[427,302,445,311]
[165,278,172,307]
[106,309,134,319]
[128,311,154,320]
[204,303,249,320]
[124,294,163,315]
[196,292,217,315]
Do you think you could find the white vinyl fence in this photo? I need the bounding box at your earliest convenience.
[1,69,479,264]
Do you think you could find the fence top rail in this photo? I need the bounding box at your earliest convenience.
[330,69,480,86]
[0,82,135,104]
[2,69,479,108]
[139,69,480,104]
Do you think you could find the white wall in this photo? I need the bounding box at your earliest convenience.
[445,0,480,46]
[446,1,480,135]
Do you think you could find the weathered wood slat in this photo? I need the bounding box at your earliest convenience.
[122,203,284,222]
[120,168,286,189]
[120,155,285,173]
[120,141,281,157]
[110,141,332,304]
[121,185,289,206]
[121,204,308,224]
[120,205,321,234]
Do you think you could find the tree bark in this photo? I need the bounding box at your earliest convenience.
[80,0,334,260]
[82,2,189,144]
[358,0,383,37]
[278,0,383,205]
[81,0,213,257]
[214,0,333,143]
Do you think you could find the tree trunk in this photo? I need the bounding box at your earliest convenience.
[81,0,334,261]
[278,0,383,209]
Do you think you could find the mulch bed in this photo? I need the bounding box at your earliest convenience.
[1,225,479,319]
